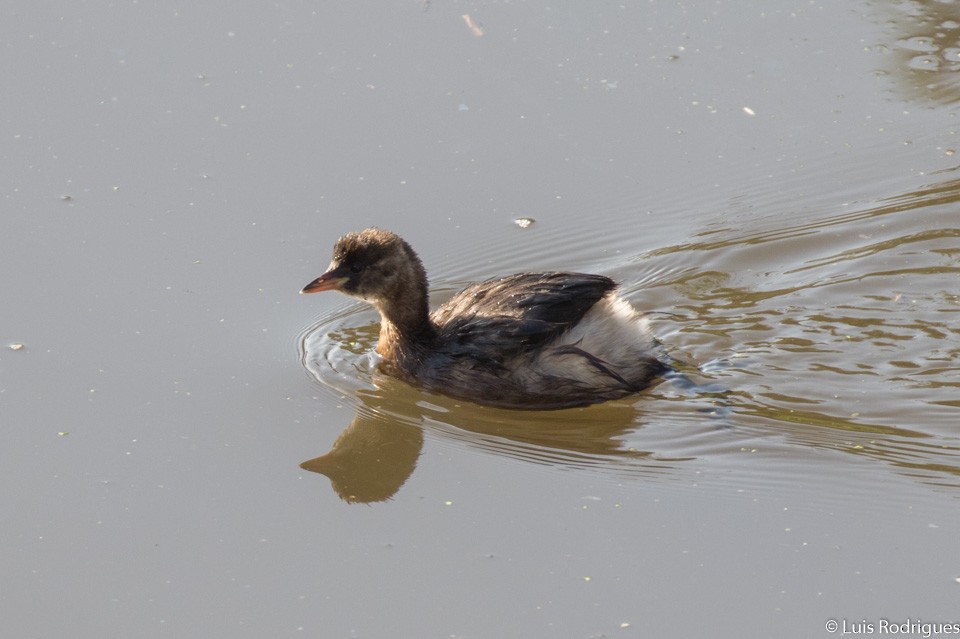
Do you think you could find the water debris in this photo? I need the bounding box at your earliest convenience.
[513,217,535,229]
[743,106,756,116]
[462,14,485,37]
[60,194,73,201]
[9,343,24,351]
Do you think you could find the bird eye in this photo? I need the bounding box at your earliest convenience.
[349,264,364,274]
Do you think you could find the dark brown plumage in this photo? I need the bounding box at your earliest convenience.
[302,228,665,409]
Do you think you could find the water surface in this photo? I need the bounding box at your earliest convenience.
[2,1,959,638]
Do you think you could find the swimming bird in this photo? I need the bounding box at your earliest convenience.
[301,228,665,409]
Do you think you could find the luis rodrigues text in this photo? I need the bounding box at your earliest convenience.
[827,619,960,636]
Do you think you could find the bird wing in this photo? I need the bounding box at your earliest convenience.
[431,272,616,364]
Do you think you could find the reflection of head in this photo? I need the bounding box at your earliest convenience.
[301,413,423,504]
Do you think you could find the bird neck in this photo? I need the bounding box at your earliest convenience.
[374,284,435,357]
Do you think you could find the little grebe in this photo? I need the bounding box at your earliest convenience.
[301,228,665,409]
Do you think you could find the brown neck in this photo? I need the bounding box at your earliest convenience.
[368,238,435,357]
[374,289,435,360]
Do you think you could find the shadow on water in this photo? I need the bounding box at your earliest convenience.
[872,0,960,104]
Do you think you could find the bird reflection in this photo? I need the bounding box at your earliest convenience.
[300,410,423,504]
[300,375,682,504]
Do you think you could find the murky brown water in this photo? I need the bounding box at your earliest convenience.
[3,1,959,638]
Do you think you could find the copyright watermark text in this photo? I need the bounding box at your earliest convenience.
[825,619,960,637]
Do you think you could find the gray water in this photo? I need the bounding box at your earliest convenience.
[3,2,959,638]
